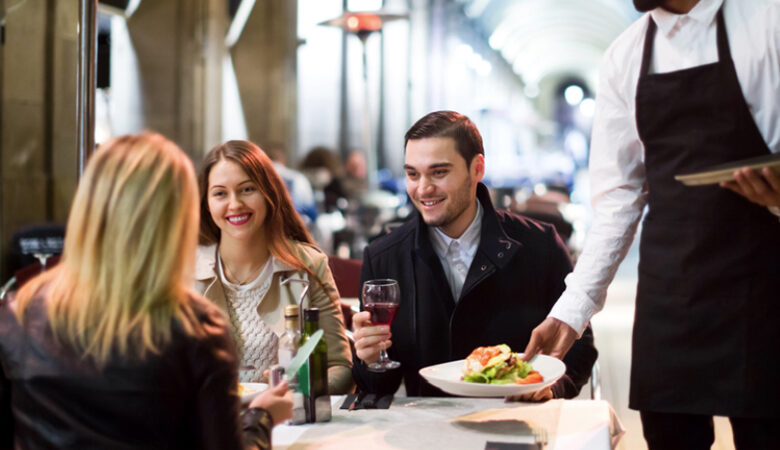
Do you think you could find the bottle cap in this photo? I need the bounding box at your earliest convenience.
[284,304,299,318]
[304,307,320,321]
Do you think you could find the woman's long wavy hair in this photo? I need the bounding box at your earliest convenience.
[198,140,316,277]
[14,133,201,366]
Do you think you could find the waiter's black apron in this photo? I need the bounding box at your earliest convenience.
[631,9,780,417]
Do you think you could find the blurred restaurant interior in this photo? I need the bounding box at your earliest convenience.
[0,0,644,269]
[0,1,748,449]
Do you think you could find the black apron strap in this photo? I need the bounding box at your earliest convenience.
[715,9,729,62]
[639,17,657,78]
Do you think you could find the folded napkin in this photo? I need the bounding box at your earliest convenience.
[455,400,562,449]
[340,392,394,410]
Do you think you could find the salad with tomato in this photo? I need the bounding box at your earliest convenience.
[461,344,544,385]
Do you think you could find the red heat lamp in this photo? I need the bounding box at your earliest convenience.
[319,11,408,42]
[318,10,408,190]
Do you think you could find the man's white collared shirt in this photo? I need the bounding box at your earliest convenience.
[429,201,483,302]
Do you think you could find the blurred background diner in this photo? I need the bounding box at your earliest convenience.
[0,0,743,448]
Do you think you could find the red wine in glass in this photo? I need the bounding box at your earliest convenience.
[362,279,401,371]
[365,303,399,325]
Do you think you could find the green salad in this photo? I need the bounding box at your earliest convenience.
[461,344,537,385]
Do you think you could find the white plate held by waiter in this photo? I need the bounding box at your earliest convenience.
[419,354,565,397]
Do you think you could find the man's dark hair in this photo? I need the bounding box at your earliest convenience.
[404,111,484,167]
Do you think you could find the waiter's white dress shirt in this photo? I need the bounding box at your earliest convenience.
[550,0,780,334]
[429,200,483,302]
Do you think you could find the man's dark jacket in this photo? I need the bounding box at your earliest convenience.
[353,183,597,398]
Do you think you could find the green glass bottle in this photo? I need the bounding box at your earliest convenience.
[298,307,329,422]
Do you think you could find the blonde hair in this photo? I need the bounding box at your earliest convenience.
[15,133,201,366]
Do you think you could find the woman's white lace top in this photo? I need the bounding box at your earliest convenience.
[217,253,278,383]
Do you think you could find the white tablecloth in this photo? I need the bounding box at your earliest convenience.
[273,397,624,449]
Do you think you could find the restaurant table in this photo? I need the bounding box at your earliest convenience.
[273,396,625,449]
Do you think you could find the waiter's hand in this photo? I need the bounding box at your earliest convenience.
[505,387,554,403]
[521,317,578,361]
[720,166,780,207]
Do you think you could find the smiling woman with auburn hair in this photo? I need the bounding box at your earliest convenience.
[195,140,353,394]
[0,132,291,449]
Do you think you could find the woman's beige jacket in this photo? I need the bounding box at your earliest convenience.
[194,241,354,394]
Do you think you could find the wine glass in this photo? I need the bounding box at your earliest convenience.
[33,252,53,273]
[362,279,401,372]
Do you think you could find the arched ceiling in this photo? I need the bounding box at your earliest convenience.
[458,0,640,87]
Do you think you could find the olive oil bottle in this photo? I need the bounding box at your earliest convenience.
[298,308,330,422]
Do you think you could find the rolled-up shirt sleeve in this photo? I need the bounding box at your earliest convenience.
[549,42,648,336]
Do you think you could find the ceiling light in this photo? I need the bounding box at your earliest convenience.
[564,85,584,106]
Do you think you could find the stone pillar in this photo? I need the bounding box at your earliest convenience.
[231,0,298,152]
[201,0,227,154]
[0,0,79,278]
[126,0,227,159]
[51,0,80,220]
[0,0,291,278]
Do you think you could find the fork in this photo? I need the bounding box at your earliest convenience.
[533,426,549,448]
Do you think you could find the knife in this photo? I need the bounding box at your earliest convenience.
[240,329,324,407]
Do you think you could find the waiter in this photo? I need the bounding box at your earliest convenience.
[523,0,780,448]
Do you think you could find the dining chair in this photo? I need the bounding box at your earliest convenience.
[0,255,63,302]
[1,223,65,302]
[8,223,65,274]
[327,255,362,331]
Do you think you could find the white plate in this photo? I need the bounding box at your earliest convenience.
[240,382,268,406]
[419,355,566,397]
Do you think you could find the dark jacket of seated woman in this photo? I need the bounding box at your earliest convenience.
[0,292,272,450]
